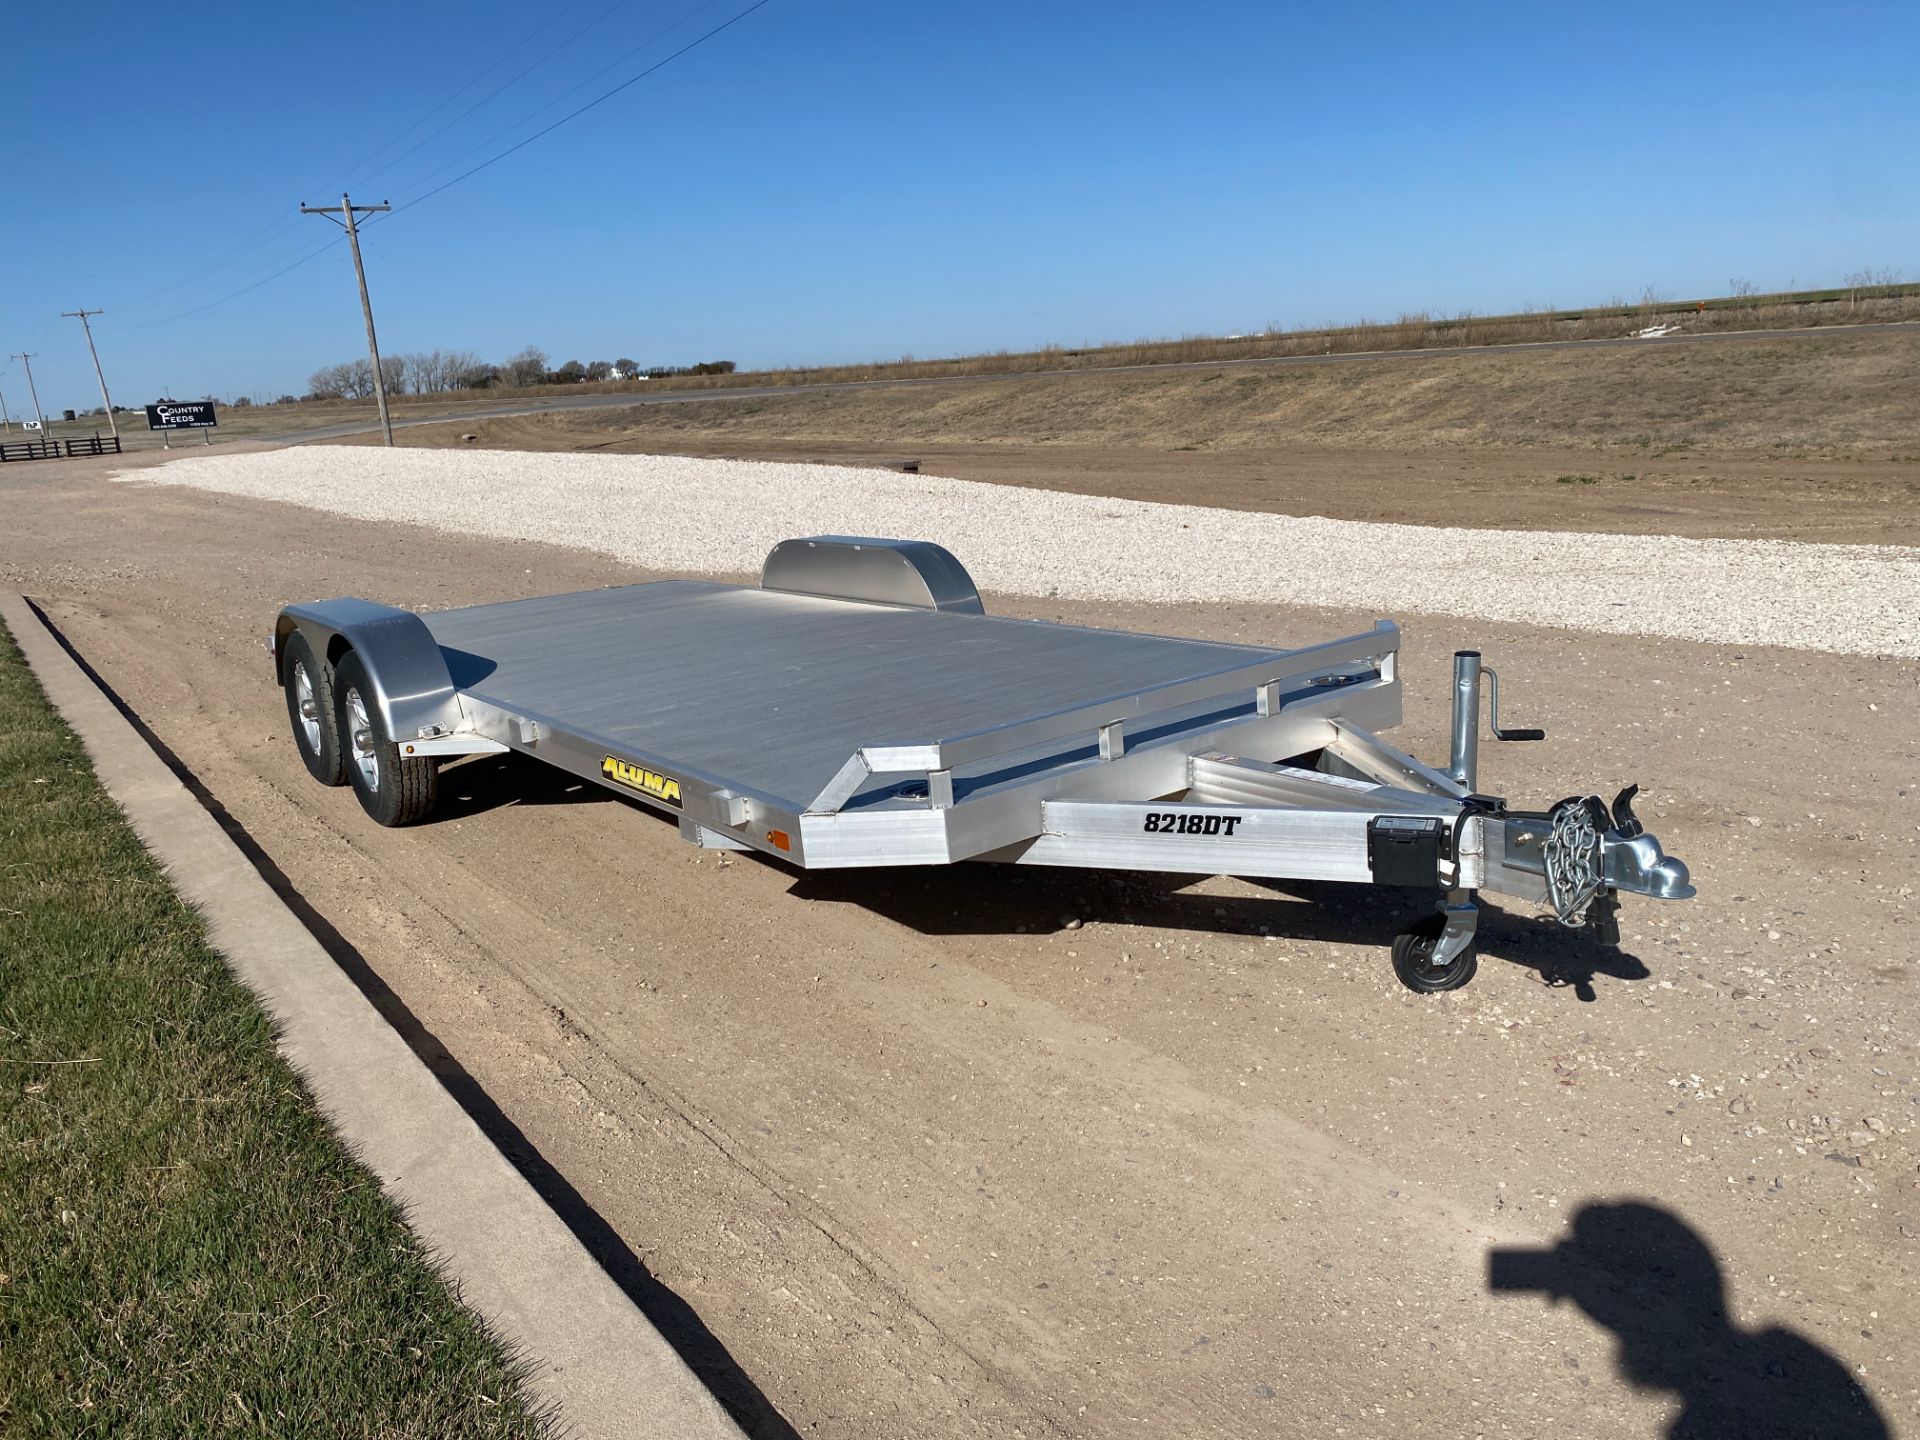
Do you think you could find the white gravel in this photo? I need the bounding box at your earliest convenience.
[132,448,1920,657]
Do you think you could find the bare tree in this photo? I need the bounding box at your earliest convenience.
[314,360,370,399]
[450,354,494,389]
[505,345,549,387]
[586,359,613,382]
[310,356,403,399]
[402,350,438,395]
[439,350,480,391]
[394,348,490,394]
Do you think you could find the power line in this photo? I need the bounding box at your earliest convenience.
[109,215,310,312]
[383,0,774,219]
[114,3,632,312]
[351,0,633,193]
[121,234,345,332]
[371,0,726,211]
[110,11,615,312]
[107,18,572,315]
[109,0,773,337]
[335,9,576,187]
[181,211,306,274]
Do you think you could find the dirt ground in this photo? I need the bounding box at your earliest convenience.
[3,455,1915,1439]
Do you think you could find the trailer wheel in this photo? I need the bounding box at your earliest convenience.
[332,651,439,826]
[1391,919,1478,993]
[282,630,345,786]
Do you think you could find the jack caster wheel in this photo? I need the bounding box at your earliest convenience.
[1391,917,1478,994]
[332,651,439,827]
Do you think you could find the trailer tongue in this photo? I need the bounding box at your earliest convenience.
[273,536,1692,992]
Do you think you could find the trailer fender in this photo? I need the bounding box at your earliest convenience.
[761,536,984,614]
[273,598,466,743]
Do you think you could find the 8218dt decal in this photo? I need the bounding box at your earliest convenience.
[602,756,682,807]
[1143,812,1244,836]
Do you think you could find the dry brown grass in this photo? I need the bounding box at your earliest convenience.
[621,291,1920,394]
[34,285,1908,463]
[396,328,1920,458]
[402,289,1918,403]
[47,304,1908,463]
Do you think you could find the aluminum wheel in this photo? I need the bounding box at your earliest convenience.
[292,661,323,754]
[281,629,345,786]
[344,687,379,790]
[331,650,437,825]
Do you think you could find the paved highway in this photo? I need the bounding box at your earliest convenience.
[268,319,1920,445]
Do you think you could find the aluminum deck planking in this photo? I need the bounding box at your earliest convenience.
[421,582,1291,811]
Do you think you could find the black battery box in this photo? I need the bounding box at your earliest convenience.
[1367,814,1445,887]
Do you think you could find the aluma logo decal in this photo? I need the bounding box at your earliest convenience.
[601,756,682,807]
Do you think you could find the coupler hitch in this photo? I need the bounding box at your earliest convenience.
[1389,652,1694,993]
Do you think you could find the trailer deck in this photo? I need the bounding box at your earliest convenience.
[423,581,1297,817]
[272,536,1694,992]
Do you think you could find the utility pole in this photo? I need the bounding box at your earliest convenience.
[300,192,395,447]
[0,383,11,432]
[10,354,47,434]
[61,308,119,440]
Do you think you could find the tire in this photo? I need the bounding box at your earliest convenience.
[1391,920,1478,994]
[282,630,346,786]
[332,651,439,827]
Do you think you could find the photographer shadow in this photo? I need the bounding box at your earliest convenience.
[1490,1200,1889,1439]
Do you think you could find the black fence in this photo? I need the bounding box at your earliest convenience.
[0,435,124,463]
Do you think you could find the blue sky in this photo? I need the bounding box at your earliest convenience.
[3,1,1914,412]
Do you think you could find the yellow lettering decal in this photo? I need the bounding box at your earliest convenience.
[601,756,682,807]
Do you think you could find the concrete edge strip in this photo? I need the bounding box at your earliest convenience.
[1,593,744,1440]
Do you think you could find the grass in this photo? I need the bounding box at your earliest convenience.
[346,329,1920,460]
[321,279,1920,400]
[0,618,549,1437]
[37,281,1919,458]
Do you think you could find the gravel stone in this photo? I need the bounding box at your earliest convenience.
[132,449,1920,656]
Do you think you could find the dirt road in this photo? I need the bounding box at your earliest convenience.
[3,459,1913,1438]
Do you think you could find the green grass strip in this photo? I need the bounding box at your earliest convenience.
[0,616,549,1438]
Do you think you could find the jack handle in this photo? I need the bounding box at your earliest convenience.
[1482,665,1544,742]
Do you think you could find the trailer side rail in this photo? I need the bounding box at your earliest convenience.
[807,621,1400,814]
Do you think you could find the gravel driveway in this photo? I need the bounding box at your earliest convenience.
[131,449,1918,657]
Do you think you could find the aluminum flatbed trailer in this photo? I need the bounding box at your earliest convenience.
[272,536,1693,992]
